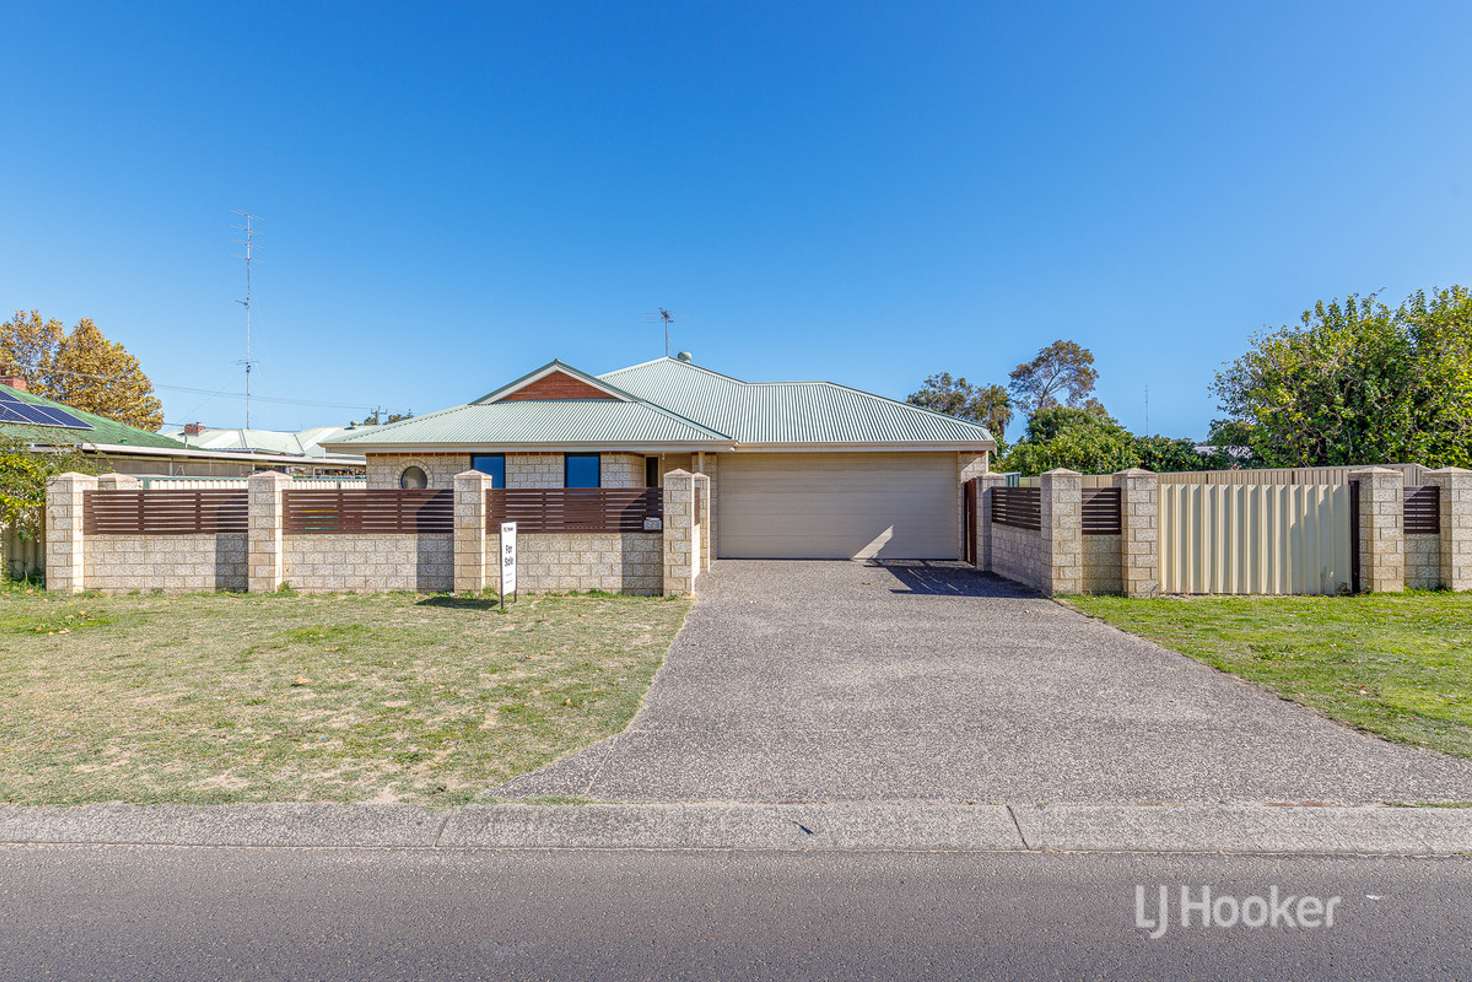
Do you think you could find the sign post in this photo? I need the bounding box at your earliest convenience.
[500,521,517,609]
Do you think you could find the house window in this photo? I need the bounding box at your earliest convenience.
[645,456,659,488]
[399,465,428,490]
[471,453,505,488]
[564,453,601,489]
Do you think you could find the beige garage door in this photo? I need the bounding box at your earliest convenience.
[717,453,958,559]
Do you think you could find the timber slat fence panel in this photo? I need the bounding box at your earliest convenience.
[283,489,454,534]
[83,490,249,535]
[1404,485,1441,535]
[1081,487,1122,535]
[1158,483,1352,595]
[486,488,663,533]
[991,486,1041,531]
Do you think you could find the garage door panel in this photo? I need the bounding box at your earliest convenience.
[718,453,958,559]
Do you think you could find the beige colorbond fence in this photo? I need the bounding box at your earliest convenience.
[1157,463,1430,486]
[1159,483,1354,595]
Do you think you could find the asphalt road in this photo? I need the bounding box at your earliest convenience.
[2,846,1468,980]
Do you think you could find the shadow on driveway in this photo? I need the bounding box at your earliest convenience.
[865,560,1037,597]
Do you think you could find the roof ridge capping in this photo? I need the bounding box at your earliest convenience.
[600,356,747,385]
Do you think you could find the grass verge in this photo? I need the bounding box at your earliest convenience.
[0,584,690,806]
[1066,591,1472,759]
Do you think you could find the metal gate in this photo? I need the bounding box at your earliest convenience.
[962,478,977,565]
[1158,483,1354,595]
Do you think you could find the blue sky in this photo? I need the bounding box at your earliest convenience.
[4,1,1470,439]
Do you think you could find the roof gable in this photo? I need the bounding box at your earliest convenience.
[474,361,631,404]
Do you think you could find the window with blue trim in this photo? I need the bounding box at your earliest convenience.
[564,453,601,489]
[471,453,505,488]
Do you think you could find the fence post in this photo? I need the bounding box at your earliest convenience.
[1038,468,1083,596]
[45,472,96,593]
[662,469,696,596]
[96,473,140,491]
[247,471,291,593]
[692,471,711,572]
[1350,467,1405,593]
[453,470,492,593]
[1427,467,1472,591]
[975,473,1006,571]
[1115,468,1160,597]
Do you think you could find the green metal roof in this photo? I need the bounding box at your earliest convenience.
[323,398,731,447]
[0,383,189,450]
[600,358,996,445]
[321,357,995,451]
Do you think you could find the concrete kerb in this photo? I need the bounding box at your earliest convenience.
[1,802,1468,855]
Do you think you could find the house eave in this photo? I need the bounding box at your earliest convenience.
[333,441,735,455]
[330,439,993,455]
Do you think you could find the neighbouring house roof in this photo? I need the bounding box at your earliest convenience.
[0,383,190,451]
[163,424,366,463]
[321,357,995,452]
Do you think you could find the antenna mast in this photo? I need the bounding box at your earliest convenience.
[657,308,674,356]
[1144,384,1150,436]
[235,212,258,428]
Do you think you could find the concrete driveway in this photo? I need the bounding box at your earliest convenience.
[495,561,1472,804]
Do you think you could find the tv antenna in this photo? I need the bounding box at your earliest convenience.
[234,211,259,428]
[657,307,675,356]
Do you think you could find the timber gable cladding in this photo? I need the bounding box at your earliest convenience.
[492,369,621,402]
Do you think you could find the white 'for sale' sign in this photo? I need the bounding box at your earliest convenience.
[500,521,518,601]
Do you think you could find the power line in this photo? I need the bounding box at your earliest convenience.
[34,365,375,411]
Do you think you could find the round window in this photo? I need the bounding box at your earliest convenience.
[399,466,429,490]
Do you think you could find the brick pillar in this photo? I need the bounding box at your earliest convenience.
[1038,468,1083,596]
[1427,467,1472,591]
[45,472,96,593]
[1115,468,1159,597]
[663,469,696,596]
[1351,467,1404,593]
[247,471,291,593]
[453,470,492,593]
[975,473,1005,571]
[692,471,712,573]
[96,473,140,491]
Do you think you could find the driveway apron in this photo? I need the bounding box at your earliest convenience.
[493,560,1472,804]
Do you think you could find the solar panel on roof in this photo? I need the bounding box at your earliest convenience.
[26,404,90,428]
[0,392,92,429]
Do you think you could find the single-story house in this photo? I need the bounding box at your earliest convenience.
[163,423,367,476]
[320,356,996,559]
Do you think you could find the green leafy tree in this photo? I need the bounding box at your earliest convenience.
[0,436,96,545]
[1001,406,1141,475]
[1008,340,1099,417]
[1,311,164,430]
[906,373,1012,440]
[1133,434,1212,472]
[1213,287,1472,467]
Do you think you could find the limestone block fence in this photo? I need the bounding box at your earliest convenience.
[969,466,1471,597]
[46,469,712,597]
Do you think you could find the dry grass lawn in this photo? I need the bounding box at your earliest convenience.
[0,585,690,806]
